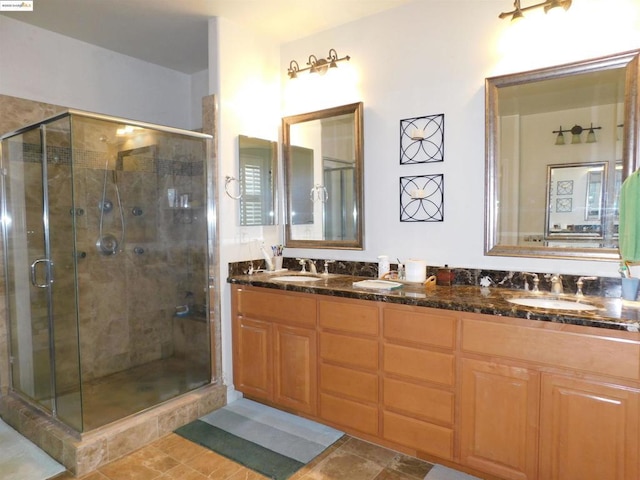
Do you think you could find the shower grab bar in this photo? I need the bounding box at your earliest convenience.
[30,258,52,288]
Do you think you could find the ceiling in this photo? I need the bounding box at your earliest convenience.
[0,0,414,74]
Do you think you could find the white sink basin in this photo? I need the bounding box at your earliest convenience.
[271,275,323,282]
[507,297,598,312]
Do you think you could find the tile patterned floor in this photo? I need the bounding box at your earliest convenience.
[52,433,434,480]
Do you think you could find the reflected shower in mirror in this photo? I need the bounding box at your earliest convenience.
[283,102,364,249]
[485,50,640,260]
[238,135,276,226]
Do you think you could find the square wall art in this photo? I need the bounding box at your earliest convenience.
[400,113,445,164]
[400,175,444,222]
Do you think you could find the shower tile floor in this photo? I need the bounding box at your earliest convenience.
[59,357,209,430]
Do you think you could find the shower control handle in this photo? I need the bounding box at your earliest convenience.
[30,258,52,288]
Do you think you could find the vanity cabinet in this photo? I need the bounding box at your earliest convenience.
[460,313,640,480]
[234,316,272,400]
[459,358,539,480]
[232,286,317,415]
[381,305,456,460]
[539,374,639,480]
[318,298,380,435]
[231,284,640,480]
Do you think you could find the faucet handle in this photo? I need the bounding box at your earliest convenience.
[296,258,309,272]
[576,276,598,297]
[323,259,335,275]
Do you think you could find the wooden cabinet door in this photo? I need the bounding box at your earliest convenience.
[460,358,539,480]
[274,324,317,415]
[540,375,640,480]
[234,316,272,401]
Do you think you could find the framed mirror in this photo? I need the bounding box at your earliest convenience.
[485,50,640,260]
[544,162,609,241]
[283,102,364,249]
[238,135,276,226]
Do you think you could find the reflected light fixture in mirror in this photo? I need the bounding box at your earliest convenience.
[552,124,601,145]
[499,0,572,21]
[287,49,350,79]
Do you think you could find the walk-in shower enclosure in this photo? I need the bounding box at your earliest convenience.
[0,110,213,432]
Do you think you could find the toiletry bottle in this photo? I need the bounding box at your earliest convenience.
[167,188,176,207]
[378,255,390,278]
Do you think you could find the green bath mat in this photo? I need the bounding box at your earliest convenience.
[175,398,343,480]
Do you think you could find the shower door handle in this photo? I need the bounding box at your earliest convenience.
[30,258,52,288]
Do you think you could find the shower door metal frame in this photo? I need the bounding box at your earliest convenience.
[0,123,60,416]
[36,124,59,416]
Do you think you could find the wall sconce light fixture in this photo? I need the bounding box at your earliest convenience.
[499,0,571,21]
[287,49,350,79]
[553,123,602,145]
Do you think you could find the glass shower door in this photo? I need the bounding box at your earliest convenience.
[1,118,82,430]
[2,126,55,411]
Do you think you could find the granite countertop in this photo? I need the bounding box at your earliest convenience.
[228,271,640,332]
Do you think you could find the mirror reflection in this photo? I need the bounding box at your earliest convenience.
[544,162,616,242]
[238,135,276,226]
[283,102,364,249]
[485,50,640,260]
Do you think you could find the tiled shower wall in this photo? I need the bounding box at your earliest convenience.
[0,94,210,393]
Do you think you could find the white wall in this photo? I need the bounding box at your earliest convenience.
[0,16,196,129]
[208,17,281,395]
[277,0,640,278]
[190,69,209,129]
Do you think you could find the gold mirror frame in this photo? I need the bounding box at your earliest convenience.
[282,102,364,249]
[485,50,640,261]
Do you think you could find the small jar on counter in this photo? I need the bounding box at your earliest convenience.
[436,265,455,286]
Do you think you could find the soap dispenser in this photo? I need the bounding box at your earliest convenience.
[377,255,390,279]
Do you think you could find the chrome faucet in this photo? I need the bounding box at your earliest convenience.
[308,259,317,275]
[295,258,317,274]
[576,276,597,297]
[550,274,563,294]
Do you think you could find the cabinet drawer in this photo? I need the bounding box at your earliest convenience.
[320,393,378,435]
[320,363,378,403]
[462,316,640,381]
[384,344,455,386]
[383,411,453,460]
[320,332,378,370]
[237,288,316,327]
[319,299,379,335]
[383,306,456,349]
[383,378,454,425]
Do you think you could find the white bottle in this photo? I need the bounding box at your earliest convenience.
[377,255,390,279]
[167,188,176,207]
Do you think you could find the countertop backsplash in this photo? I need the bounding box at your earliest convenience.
[228,258,622,299]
